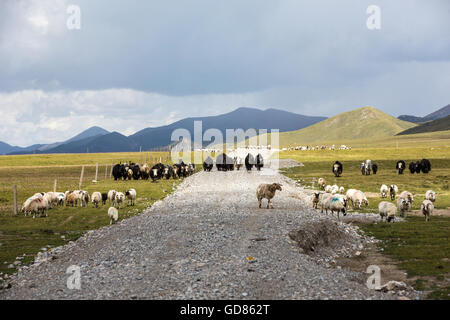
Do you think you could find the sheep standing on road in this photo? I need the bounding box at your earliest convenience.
[347,190,368,209]
[256,183,282,209]
[389,185,398,201]
[312,192,321,209]
[380,184,388,198]
[421,200,434,221]
[108,207,119,225]
[125,189,137,206]
[425,190,436,203]
[378,201,396,222]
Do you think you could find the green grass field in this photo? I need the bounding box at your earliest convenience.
[280,145,449,299]
[0,151,191,276]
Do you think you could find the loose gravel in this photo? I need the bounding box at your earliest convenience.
[1,165,391,300]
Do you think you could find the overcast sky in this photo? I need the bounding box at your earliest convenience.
[1,0,449,146]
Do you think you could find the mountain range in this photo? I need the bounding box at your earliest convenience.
[397,115,450,136]
[1,108,325,155]
[398,104,450,123]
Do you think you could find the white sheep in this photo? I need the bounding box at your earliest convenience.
[425,190,436,203]
[399,191,413,210]
[125,189,137,206]
[345,189,358,207]
[115,192,125,209]
[330,184,339,194]
[108,207,119,225]
[421,200,434,221]
[397,197,409,217]
[321,194,347,220]
[380,184,388,198]
[324,185,332,193]
[108,190,117,205]
[339,186,345,194]
[317,178,326,190]
[378,201,396,222]
[389,185,398,200]
[91,192,102,208]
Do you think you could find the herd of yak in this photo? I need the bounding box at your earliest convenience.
[331,158,432,177]
[112,153,264,182]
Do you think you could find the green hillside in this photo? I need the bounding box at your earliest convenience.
[275,106,416,145]
[397,115,450,136]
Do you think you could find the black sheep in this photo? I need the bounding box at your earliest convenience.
[163,165,173,179]
[414,161,421,174]
[332,161,343,177]
[216,153,234,171]
[132,164,141,180]
[396,160,406,174]
[245,153,255,171]
[150,163,164,182]
[255,154,264,171]
[420,159,431,173]
[372,163,378,174]
[203,157,214,172]
[409,162,416,174]
[101,193,108,205]
[112,164,127,181]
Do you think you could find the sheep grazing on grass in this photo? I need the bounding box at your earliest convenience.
[317,178,326,190]
[378,201,396,222]
[389,185,398,200]
[380,184,388,198]
[115,192,125,209]
[321,194,347,220]
[108,207,119,225]
[312,192,321,209]
[21,197,40,217]
[399,191,414,210]
[397,197,409,217]
[44,192,59,208]
[425,190,436,203]
[125,189,137,206]
[421,200,434,222]
[66,192,78,207]
[108,190,117,205]
[339,186,345,194]
[56,193,66,206]
[91,192,102,208]
[256,183,282,209]
[324,185,332,193]
[347,190,368,209]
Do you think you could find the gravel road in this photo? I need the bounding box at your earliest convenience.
[0,164,389,300]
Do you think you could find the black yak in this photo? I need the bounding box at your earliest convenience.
[332,161,343,177]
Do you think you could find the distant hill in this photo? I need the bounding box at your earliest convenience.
[398,104,450,123]
[274,106,416,145]
[7,126,110,155]
[46,132,138,153]
[397,115,450,136]
[130,107,326,150]
[0,141,16,155]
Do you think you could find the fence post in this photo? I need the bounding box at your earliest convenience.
[95,163,99,181]
[79,165,85,189]
[13,185,17,216]
[54,179,57,192]
[110,163,113,178]
[105,164,108,180]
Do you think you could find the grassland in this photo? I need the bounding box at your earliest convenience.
[280,143,449,299]
[0,151,190,276]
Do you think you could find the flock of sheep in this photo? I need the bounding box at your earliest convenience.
[311,158,437,222]
[20,188,137,225]
[112,161,196,182]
